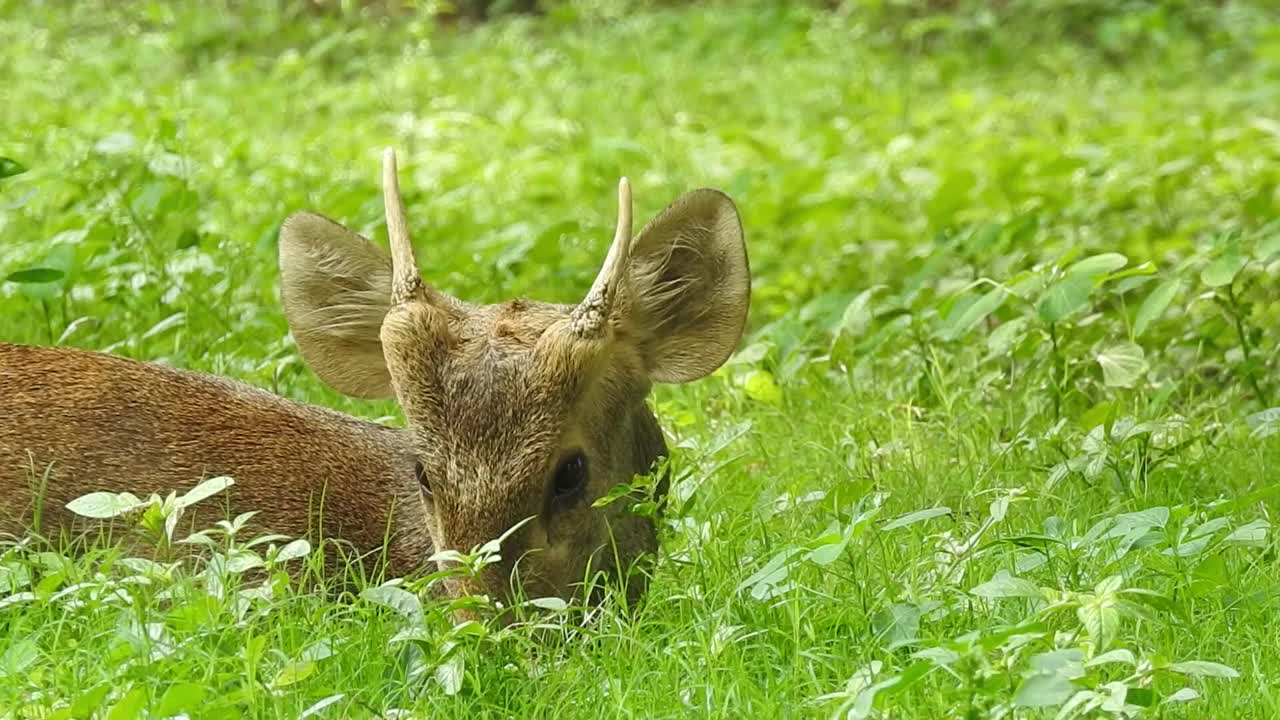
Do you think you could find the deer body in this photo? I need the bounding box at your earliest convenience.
[0,342,431,574]
[0,149,750,606]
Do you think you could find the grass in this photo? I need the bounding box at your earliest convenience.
[2,0,1280,717]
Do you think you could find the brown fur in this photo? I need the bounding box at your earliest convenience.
[0,343,429,574]
[0,175,750,607]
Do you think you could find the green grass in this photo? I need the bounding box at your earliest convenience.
[3,1,1280,717]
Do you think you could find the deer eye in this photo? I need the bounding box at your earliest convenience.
[552,452,588,500]
[414,460,433,498]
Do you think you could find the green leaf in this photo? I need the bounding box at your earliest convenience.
[299,695,346,719]
[177,227,201,249]
[0,592,36,611]
[1014,673,1076,707]
[736,547,801,600]
[743,369,782,404]
[1259,230,1280,260]
[5,267,65,284]
[1030,648,1085,676]
[1107,261,1157,283]
[837,288,878,338]
[970,570,1041,599]
[1165,660,1240,678]
[1037,273,1093,324]
[65,491,145,519]
[1096,342,1147,388]
[273,539,312,562]
[299,638,334,662]
[225,549,266,574]
[1125,686,1156,707]
[926,169,976,227]
[871,603,921,647]
[271,660,316,688]
[1224,519,1269,546]
[727,341,770,366]
[176,475,234,509]
[1200,250,1247,288]
[360,584,424,624]
[882,506,951,531]
[526,596,568,612]
[1250,411,1278,438]
[1068,253,1128,278]
[989,493,1011,521]
[1109,507,1170,534]
[0,640,39,678]
[807,509,877,566]
[106,687,148,720]
[155,683,206,716]
[142,311,187,340]
[1086,649,1137,667]
[1077,581,1122,649]
[1163,688,1201,704]
[436,654,465,696]
[0,157,26,179]
[1248,407,1280,428]
[943,286,1007,339]
[1247,408,1280,440]
[805,521,849,566]
[591,482,635,508]
[1094,574,1124,595]
[94,132,137,155]
[1134,278,1182,336]
[1190,516,1231,539]
[0,188,35,211]
[71,684,113,717]
[986,316,1029,356]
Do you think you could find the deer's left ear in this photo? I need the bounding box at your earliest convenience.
[619,189,750,383]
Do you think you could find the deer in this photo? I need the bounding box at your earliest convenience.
[0,148,751,608]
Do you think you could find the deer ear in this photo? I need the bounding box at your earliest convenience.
[621,189,750,383]
[278,211,394,399]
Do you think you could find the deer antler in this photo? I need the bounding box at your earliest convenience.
[573,177,633,336]
[382,147,424,305]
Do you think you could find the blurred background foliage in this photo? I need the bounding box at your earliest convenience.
[2,0,1276,420]
[3,1,1280,716]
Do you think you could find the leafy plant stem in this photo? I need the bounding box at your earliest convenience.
[1049,322,1063,421]
[1226,284,1270,406]
[40,299,53,344]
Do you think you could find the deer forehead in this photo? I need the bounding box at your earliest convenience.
[390,299,605,457]
[462,298,571,349]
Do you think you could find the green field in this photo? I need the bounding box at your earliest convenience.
[3,1,1280,717]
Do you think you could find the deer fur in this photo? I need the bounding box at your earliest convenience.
[0,149,750,606]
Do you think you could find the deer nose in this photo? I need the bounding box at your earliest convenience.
[440,565,510,602]
[440,569,520,627]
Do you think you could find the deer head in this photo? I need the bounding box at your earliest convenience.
[277,149,749,606]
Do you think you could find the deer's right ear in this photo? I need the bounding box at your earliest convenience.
[278,211,394,399]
